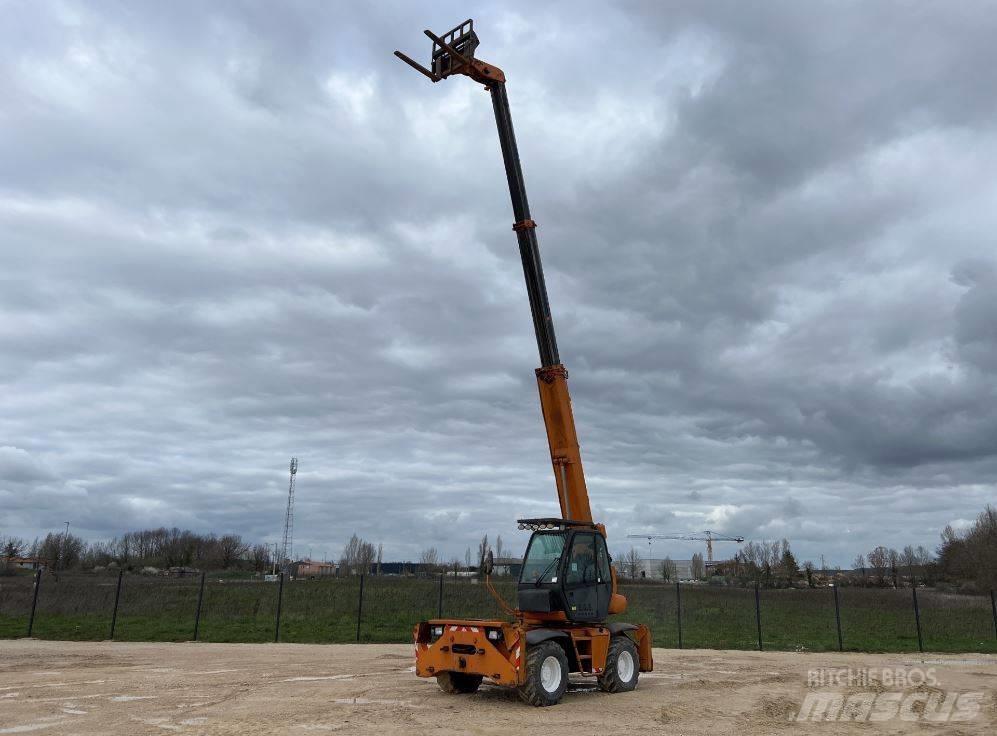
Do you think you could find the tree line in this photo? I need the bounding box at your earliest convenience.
[610,505,996,593]
[0,527,268,574]
[936,505,997,593]
[5,505,993,588]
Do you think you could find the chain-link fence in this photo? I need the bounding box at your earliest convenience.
[2,571,995,653]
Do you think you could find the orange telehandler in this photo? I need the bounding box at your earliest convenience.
[395,20,653,706]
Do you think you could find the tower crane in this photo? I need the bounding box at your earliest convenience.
[396,19,652,707]
[627,531,746,567]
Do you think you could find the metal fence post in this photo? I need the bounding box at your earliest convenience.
[437,574,444,618]
[26,568,42,637]
[912,586,923,653]
[109,569,124,640]
[355,574,365,642]
[991,590,997,642]
[193,572,206,641]
[274,572,285,643]
[754,583,763,651]
[675,581,683,649]
[832,585,843,652]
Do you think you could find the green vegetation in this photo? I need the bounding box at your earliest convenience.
[1,575,994,653]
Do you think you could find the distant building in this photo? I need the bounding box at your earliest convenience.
[639,558,695,580]
[290,559,337,578]
[373,562,412,575]
[492,557,523,578]
[4,557,47,570]
[375,562,449,576]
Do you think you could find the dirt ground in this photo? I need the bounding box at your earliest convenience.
[0,640,994,735]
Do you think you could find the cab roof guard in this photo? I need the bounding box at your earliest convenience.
[517,518,597,531]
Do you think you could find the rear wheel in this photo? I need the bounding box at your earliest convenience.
[517,640,569,706]
[598,635,639,693]
[436,671,483,694]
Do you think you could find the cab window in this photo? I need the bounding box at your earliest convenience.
[520,532,566,584]
[565,533,597,586]
[595,534,611,583]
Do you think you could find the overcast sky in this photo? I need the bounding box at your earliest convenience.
[2,1,995,567]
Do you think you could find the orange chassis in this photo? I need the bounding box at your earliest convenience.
[414,618,653,687]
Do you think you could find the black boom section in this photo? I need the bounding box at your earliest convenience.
[489,82,560,368]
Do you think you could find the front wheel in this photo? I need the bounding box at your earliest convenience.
[436,671,483,694]
[598,635,639,693]
[517,640,569,706]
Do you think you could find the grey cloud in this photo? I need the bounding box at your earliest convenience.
[0,447,57,484]
[1,1,995,566]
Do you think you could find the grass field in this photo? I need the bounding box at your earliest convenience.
[1,574,995,653]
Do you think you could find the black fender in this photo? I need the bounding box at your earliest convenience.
[607,622,654,671]
[525,628,577,672]
[606,622,638,635]
[525,628,572,646]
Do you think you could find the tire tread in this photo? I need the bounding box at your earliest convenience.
[598,635,639,693]
[517,640,568,706]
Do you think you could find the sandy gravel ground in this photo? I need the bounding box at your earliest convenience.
[0,640,994,735]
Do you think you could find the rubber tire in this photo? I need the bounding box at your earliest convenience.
[517,640,569,707]
[436,671,483,694]
[598,635,640,693]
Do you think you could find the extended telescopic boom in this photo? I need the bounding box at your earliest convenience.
[395,20,590,522]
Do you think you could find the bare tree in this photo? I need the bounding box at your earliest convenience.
[495,535,504,560]
[741,541,775,570]
[340,533,376,575]
[251,543,271,573]
[900,545,918,585]
[217,534,248,569]
[659,556,677,582]
[803,560,815,588]
[691,552,705,580]
[852,554,866,581]
[419,547,440,572]
[116,533,133,566]
[477,534,489,577]
[867,546,889,586]
[938,505,997,592]
[2,536,26,559]
[39,532,84,570]
[620,547,642,579]
[376,543,383,575]
[887,548,900,588]
[356,539,377,574]
[915,545,936,585]
[780,541,800,582]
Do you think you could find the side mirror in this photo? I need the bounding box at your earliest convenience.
[483,550,494,576]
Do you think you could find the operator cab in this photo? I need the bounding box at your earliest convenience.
[516,518,613,622]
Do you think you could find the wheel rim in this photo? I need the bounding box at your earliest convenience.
[540,655,562,693]
[617,649,635,683]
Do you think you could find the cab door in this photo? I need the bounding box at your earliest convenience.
[563,532,600,622]
[594,534,612,619]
